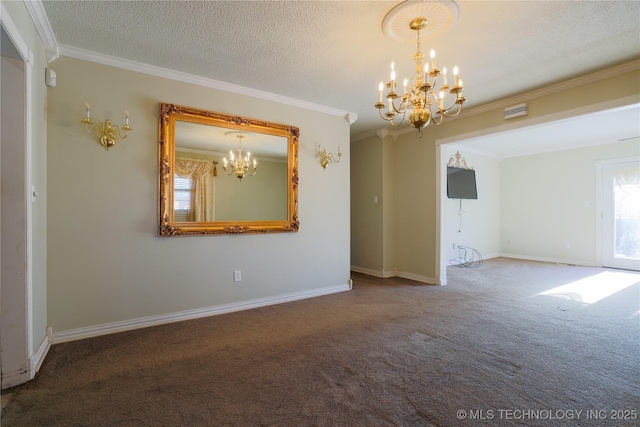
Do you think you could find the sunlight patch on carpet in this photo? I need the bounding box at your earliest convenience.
[536,271,640,304]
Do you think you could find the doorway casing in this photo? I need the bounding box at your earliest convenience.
[1,6,34,389]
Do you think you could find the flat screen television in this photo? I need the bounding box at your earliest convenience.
[447,166,478,199]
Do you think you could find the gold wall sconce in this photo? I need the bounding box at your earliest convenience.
[81,102,132,150]
[317,145,341,169]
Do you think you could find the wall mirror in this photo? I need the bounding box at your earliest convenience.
[158,103,299,236]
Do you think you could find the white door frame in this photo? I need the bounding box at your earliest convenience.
[595,157,640,270]
[1,6,34,389]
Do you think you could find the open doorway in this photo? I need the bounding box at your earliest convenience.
[436,102,640,285]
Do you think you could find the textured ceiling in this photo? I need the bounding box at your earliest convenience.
[42,0,640,142]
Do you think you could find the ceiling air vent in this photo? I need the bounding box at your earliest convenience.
[504,103,528,120]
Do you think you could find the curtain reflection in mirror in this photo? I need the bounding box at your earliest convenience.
[174,157,216,221]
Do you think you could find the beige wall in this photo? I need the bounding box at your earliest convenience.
[392,131,437,281]
[381,135,396,274]
[47,56,351,335]
[350,132,398,277]
[350,135,383,273]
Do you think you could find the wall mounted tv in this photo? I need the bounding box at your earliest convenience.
[447,166,478,199]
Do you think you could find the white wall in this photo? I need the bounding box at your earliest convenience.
[47,56,351,339]
[501,140,639,265]
[443,148,501,264]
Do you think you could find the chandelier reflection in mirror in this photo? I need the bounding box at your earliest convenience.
[375,1,466,138]
[223,132,257,180]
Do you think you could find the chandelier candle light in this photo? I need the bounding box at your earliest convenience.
[81,102,132,150]
[375,4,466,138]
[223,133,257,180]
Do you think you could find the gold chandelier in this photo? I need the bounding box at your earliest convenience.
[375,2,466,137]
[223,134,257,180]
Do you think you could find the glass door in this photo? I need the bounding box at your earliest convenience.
[602,160,640,271]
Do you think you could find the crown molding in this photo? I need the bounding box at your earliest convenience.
[23,0,59,62]
[345,112,358,125]
[452,59,640,122]
[58,45,356,121]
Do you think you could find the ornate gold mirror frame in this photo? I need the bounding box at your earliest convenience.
[158,103,299,236]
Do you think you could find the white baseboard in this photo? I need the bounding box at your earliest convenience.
[350,265,391,278]
[1,332,51,389]
[500,253,596,267]
[29,329,52,378]
[351,265,436,285]
[482,253,502,260]
[52,284,351,344]
[395,270,436,284]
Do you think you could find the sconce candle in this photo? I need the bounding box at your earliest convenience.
[81,103,132,150]
[317,145,342,170]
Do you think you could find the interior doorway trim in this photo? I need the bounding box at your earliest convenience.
[1,4,35,388]
[435,95,640,285]
[595,156,640,269]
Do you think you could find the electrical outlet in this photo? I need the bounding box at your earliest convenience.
[234,270,242,282]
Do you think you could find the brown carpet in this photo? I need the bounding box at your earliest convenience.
[2,258,639,426]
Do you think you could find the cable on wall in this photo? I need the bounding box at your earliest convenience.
[450,245,483,268]
[458,198,464,232]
